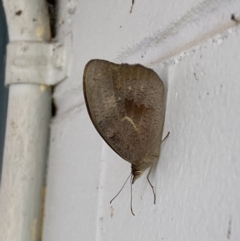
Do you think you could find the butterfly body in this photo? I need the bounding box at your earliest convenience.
[83,59,165,184]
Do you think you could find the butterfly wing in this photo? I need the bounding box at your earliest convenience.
[83,59,165,166]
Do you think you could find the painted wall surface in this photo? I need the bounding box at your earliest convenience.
[43,0,240,240]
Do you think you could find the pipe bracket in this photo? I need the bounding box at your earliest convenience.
[5,33,72,86]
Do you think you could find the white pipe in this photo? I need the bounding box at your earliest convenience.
[0,1,51,241]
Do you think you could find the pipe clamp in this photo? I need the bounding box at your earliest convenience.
[5,34,71,86]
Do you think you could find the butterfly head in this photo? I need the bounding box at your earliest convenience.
[131,166,143,184]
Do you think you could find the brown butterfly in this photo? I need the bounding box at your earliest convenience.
[83,59,168,215]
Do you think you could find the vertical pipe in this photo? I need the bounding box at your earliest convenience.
[0,1,51,241]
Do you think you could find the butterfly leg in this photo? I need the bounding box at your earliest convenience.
[161,131,170,143]
[147,165,156,204]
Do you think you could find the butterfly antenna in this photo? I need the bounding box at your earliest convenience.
[147,165,156,204]
[130,175,135,216]
[110,173,131,204]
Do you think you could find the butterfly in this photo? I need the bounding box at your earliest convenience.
[83,59,168,215]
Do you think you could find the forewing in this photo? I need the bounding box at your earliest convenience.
[83,59,165,165]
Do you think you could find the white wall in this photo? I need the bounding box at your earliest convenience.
[43,0,240,240]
